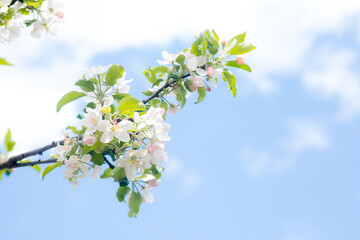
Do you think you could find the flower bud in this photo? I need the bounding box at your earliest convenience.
[169,105,179,115]
[207,67,214,75]
[206,87,211,91]
[236,57,244,65]
[169,66,174,72]
[84,135,95,146]
[148,179,161,187]
[221,40,226,46]
[56,11,64,19]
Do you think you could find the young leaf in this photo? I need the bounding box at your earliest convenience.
[195,86,206,104]
[42,162,63,180]
[225,61,252,72]
[230,42,256,55]
[128,192,142,218]
[100,168,112,179]
[118,96,145,115]
[113,93,130,103]
[0,57,13,66]
[4,129,15,152]
[56,91,86,112]
[229,32,246,44]
[106,64,124,86]
[116,186,130,202]
[75,80,95,92]
[222,71,237,97]
[90,151,104,165]
[110,167,126,180]
[211,29,219,41]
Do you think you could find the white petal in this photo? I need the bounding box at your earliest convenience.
[100,130,114,143]
[196,68,207,76]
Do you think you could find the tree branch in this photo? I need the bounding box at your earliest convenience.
[14,159,58,168]
[142,72,190,104]
[1,71,191,170]
[0,137,80,170]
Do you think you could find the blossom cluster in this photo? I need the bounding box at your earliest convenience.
[46,29,255,217]
[0,0,63,44]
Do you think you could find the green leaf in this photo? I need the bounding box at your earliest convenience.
[24,19,36,26]
[175,54,185,67]
[42,162,63,180]
[229,32,246,44]
[191,41,201,56]
[4,129,15,152]
[222,71,237,97]
[75,80,95,92]
[66,126,79,135]
[144,164,162,179]
[110,167,126,180]
[89,151,104,165]
[100,168,112,179]
[211,29,219,41]
[195,86,206,104]
[56,91,86,112]
[142,90,154,97]
[81,144,93,155]
[0,57,13,66]
[93,139,107,153]
[19,8,30,15]
[225,61,252,72]
[113,93,130,103]
[128,192,142,218]
[152,78,163,87]
[143,69,157,84]
[230,42,256,55]
[202,37,208,56]
[116,186,130,202]
[118,96,145,115]
[106,64,124,86]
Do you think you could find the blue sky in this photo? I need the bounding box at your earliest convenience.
[1,1,360,239]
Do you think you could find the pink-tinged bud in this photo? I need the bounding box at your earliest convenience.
[206,87,211,91]
[168,105,179,115]
[84,135,96,146]
[221,40,226,46]
[56,11,64,19]
[169,66,174,72]
[173,83,178,89]
[189,76,205,92]
[207,67,214,75]
[148,179,161,187]
[236,57,244,65]
[148,144,156,154]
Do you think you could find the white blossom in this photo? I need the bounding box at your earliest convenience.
[31,17,58,39]
[97,119,133,143]
[156,50,178,65]
[85,64,111,77]
[81,108,102,135]
[114,72,133,94]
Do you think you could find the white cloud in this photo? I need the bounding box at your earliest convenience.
[302,47,360,120]
[239,120,328,177]
[164,157,201,193]
[282,121,329,153]
[1,0,359,151]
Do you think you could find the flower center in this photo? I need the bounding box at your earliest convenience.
[111,125,120,133]
[90,118,97,125]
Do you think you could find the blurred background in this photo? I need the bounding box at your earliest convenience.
[1,0,360,239]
